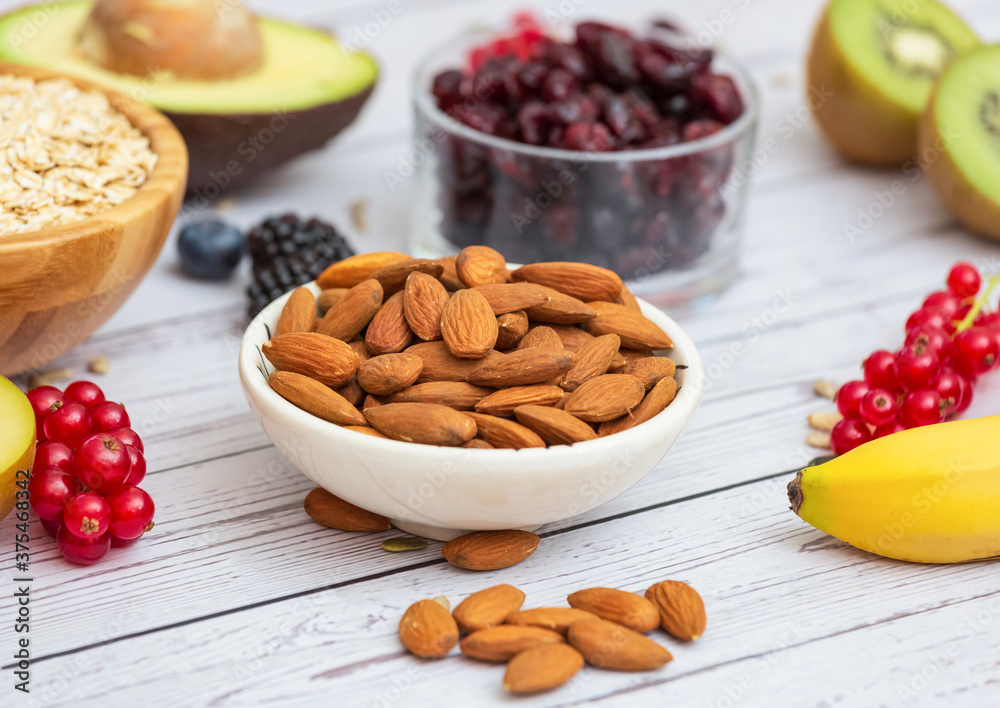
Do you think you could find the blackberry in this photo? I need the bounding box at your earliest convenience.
[246,213,354,318]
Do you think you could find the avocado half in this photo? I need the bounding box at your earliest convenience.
[0,1,377,193]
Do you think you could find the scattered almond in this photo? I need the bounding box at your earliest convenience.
[475,385,564,417]
[505,607,600,635]
[317,251,409,289]
[442,530,540,570]
[814,379,837,400]
[269,371,366,426]
[473,283,550,315]
[807,411,843,431]
[562,374,645,423]
[624,356,676,391]
[467,348,574,387]
[806,432,832,449]
[460,625,564,662]
[514,405,598,445]
[262,332,359,387]
[453,584,526,633]
[441,288,499,359]
[275,287,316,336]
[315,278,383,340]
[496,310,530,350]
[582,302,673,351]
[456,245,508,287]
[303,487,391,532]
[513,262,623,303]
[645,581,706,641]
[365,402,477,446]
[567,588,660,633]
[357,353,424,396]
[524,285,598,325]
[465,412,546,449]
[404,271,450,341]
[504,643,584,694]
[559,333,620,391]
[370,258,444,295]
[567,619,673,671]
[399,599,460,659]
[87,356,110,375]
[366,290,413,355]
[597,376,677,436]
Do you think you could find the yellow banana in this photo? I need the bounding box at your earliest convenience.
[787,415,1000,563]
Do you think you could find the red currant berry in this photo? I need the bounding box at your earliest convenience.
[952,327,997,378]
[42,401,93,448]
[64,380,105,408]
[900,390,944,429]
[39,517,61,538]
[26,386,65,440]
[836,380,870,419]
[105,426,143,453]
[90,401,130,431]
[895,345,941,391]
[904,324,952,362]
[56,524,110,566]
[935,369,969,416]
[873,422,905,439]
[106,485,155,541]
[922,290,962,317]
[905,307,947,332]
[947,262,981,299]
[27,468,81,521]
[860,389,898,427]
[62,492,111,539]
[863,350,899,391]
[32,441,73,474]
[977,312,1000,329]
[830,418,872,456]
[125,445,147,486]
[72,433,132,493]
[110,534,141,548]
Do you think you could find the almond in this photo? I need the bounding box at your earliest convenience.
[504,643,585,694]
[524,285,597,325]
[467,348,573,387]
[505,607,600,635]
[608,350,627,373]
[456,245,508,287]
[460,625,564,662]
[370,258,444,294]
[317,288,348,315]
[496,311,529,350]
[344,425,389,438]
[262,332,359,387]
[464,412,546,449]
[567,619,673,671]
[269,371,366,426]
[598,377,677,436]
[645,581,706,641]
[453,584,526,633]
[362,394,382,411]
[438,255,465,291]
[303,487,391,532]
[559,333,620,391]
[475,385,564,417]
[366,291,413,354]
[365,402,477,446]
[462,438,495,449]
[567,588,660,633]
[562,374,645,422]
[317,251,409,288]
[546,324,596,350]
[349,339,372,364]
[357,353,424,396]
[582,302,673,351]
[513,405,598,446]
[513,262,623,302]
[315,279,384,340]
[385,381,494,410]
[335,377,363,406]
[442,529,540,570]
[399,598,460,659]
[406,341,484,383]
[472,283,550,315]
[616,285,642,312]
[517,326,565,351]
[623,356,676,390]
[620,347,654,364]
[404,271,450,341]
[441,289,499,359]
[275,287,316,336]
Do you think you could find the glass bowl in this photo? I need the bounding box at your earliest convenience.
[409,29,759,308]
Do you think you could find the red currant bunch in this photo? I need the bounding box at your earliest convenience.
[830,262,999,456]
[26,380,155,566]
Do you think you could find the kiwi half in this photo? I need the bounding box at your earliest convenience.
[920,44,1000,240]
[808,0,979,166]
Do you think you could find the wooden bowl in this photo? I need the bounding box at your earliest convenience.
[0,63,188,377]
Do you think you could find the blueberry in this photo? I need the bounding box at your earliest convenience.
[177,220,245,280]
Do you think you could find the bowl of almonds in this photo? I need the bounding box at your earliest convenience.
[238,247,703,540]
[0,64,188,377]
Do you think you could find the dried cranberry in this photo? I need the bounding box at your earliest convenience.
[432,70,464,113]
[564,123,613,152]
[542,68,579,102]
[517,102,551,145]
[517,62,549,94]
[546,42,592,79]
[692,73,743,124]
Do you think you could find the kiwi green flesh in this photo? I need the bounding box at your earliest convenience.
[828,0,979,114]
[0,1,377,114]
[931,45,1000,208]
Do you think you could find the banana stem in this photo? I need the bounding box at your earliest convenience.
[955,271,1000,334]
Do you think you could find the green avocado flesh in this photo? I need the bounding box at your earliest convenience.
[932,45,1000,205]
[829,0,979,114]
[0,1,377,114]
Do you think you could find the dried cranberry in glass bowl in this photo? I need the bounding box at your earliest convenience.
[412,17,758,305]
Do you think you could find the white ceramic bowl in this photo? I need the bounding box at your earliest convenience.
[238,283,704,541]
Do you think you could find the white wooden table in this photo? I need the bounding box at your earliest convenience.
[4,0,1000,705]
